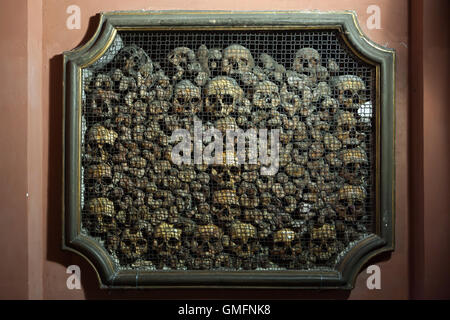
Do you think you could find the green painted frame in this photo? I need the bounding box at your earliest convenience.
[63,10,395,289]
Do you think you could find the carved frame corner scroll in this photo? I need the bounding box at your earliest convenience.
[63,10,395,289]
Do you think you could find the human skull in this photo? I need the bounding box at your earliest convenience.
[271,229,302,261]
[167,47,197,80]
[87,124,118,147]
[204,76,243,117]
[115,45,151,77]
[336,111,365,147]
[222,44,255,76]
[230,222,258,258]
[152,222,182,257]
[253,81,281,110]
[335,185,366,222]
[212,189,240,224]
[211,152,241,189]
[86,163,112,184]
[87,197,116,234]
[340,148,368,185]
[192,224,223,257]
[173,80,202,115]
[333,75,366,110]
[309,224,337,262]
[292,48,328,85]
[119,228,148,262]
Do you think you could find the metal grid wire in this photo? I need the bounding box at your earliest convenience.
[81,29,376,271]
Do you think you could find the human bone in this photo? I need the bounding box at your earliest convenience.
[253,81,281,110]
[335,111,365,147]
[230,222,258,258]
[119,228,148,262]
[192,224,223,257]
[309,224,337,262]
[212,189,240,224]
[87,198,116,234]
[204,76,244,117]
[271,229,302,261]
[335,185,366,221]
[332,75,366,110]
[340,148,368,185]
[152,222,182,257]
[222,44,255,76]
[173,80,202,115]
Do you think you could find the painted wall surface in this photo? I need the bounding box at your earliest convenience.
[1,0,448,300]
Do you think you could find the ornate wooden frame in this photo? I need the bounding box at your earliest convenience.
[62,11,395,289]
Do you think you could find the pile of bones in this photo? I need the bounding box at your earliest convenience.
[82,43,372,270]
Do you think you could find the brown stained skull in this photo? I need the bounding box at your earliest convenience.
[152,222,182,258]
[204,76,244,118]
[222,44,255,76]
[333,75,366,110]
[212,190,240,224]
[119,228,148,262]
[253,81,281,110]
[173,80,202,115]
[192,224,223,257]
[271,229,302,261]
[309,224,337,262]
[340,148,368,185]
[335,185,366,222]
[230,222,258,259]
[87,197,116,234]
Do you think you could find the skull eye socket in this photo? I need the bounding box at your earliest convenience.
[343,90,353,99]
[208,95,218,105]
[248,237,257,244]
[240,58,248,65]
[345,163,355,171]
[191,97,200,104]
[123,239,132,246]
[168,237,179,247]
[222,94,234,106]
[136,239,147,247]
[354,200,364,208]
[176,97,185,105]
[298,91,304,100]
[339,199,349,207]
[233,238,243,246]
[210,236,219,243]
[156,237,164,245]
[103,216,113,225]
[301,59,309,69]
[357,90,366,98]
[230,167,240,175]
[275,241,284,248]
[341,124,350,131]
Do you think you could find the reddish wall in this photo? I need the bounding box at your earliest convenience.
[0,0,448,300]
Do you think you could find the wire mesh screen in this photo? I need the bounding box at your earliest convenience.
[80,29,376,271]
